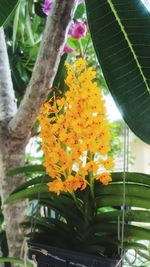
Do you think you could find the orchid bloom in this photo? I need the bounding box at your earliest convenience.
[69,20,87,40]
[42,0,53,15]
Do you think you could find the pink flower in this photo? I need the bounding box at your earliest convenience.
[42,0,53,15]
[63,44,74,54]
[69,21,87,40]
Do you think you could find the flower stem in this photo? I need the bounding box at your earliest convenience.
[88,152,95,203]
[79,39,84,57]
[89,172,95,202]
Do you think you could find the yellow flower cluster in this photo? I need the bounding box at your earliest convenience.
[38,59,114,195]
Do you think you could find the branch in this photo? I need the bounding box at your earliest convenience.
[0,28,17,121]
[8,0,76,139]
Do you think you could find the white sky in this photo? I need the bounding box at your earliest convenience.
[141,0,150,11]
[104,95,122,122]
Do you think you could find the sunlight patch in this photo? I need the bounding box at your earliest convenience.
[141,0,150,12]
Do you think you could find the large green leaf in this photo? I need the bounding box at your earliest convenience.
[5,184,49,204]
[111,172,150,186]
[85,0,150,144]
[96,195,150,209]
[12,175,50,194]
[6,164,45,176]
[96,184,150,199]
[90,223,150,241]
[0,0,20,26]
[96,210,150,223]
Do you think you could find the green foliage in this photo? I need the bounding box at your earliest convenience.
[0,258,33,267]
[85,0,150,144]
[6,164,45,176]
[5,169,150,259]
[0,0,20,26]
[5,0,45,104]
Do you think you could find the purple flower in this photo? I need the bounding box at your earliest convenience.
[42,0,53,15]
[69,21,87,40]
[62,43,74,54]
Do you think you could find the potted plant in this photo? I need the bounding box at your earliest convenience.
[6,59,150,267]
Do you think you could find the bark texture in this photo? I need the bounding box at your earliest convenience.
[0,0,76,265]
[0,28,17,120]
[0,28,27,266]
[0,121,27,258]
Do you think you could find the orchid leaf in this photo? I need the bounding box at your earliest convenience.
[6,164,45,176]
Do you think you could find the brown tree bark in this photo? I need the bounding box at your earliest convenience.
[0,0,76,266]
[0,120,28,259]
[0,27,27,266]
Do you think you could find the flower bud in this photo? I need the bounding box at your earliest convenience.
[70,21,87,40]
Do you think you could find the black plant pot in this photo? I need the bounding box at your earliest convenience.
[28,241,119,267]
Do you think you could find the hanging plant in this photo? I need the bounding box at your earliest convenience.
[6,59,150,267]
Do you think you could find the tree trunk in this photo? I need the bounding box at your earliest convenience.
[0,121,28,259]
[0,27,28,267]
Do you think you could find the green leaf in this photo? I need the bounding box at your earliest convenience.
[12,175,51,193]
[39,199,84,225]
[96,210,150,223]
[52,54,67,91]
[0,0,20,26]
[123,242,148,251]
[111,172,150,186]
[74,2,85,20]
[32,217,77,239]
[6,164,45,176]
[85,0,150,144]
[12,2,20,52]
[0,258,33,267]
[26,2,35,46]
[96,195,150,209]
[91,223,150,241]
[5,184,49,204]
[95,184,150,199]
